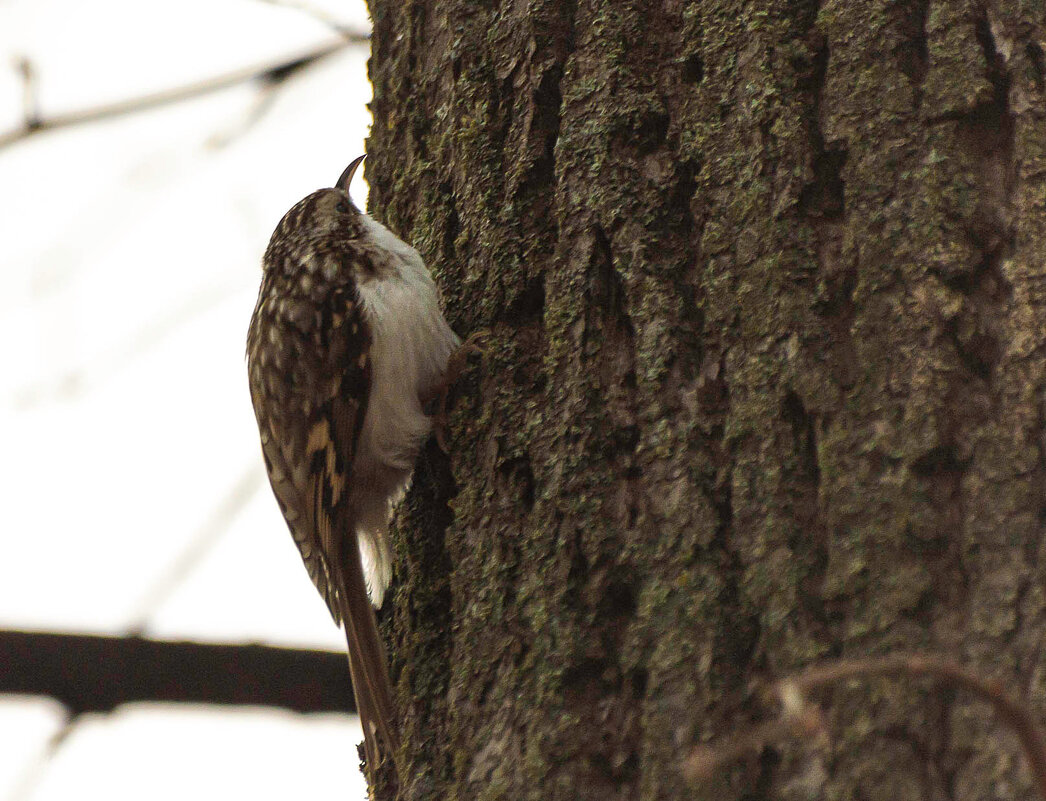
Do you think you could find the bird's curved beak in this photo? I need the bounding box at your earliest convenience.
[336,155,366,193]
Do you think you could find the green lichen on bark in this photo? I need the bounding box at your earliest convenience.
[366,0,1046,798]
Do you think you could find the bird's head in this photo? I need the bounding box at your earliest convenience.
[268,155,366,248]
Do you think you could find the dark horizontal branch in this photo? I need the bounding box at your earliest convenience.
[0,36,366,149]
[0,629,354,715]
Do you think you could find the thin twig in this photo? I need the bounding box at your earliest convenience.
[15,56,40,130]
[254,0,364,37]
[0,37,366,150]
[205,82,284,149]
[125,465,265,634]
[683,705,826,780]
[4,710,79,801]
[791,654,1046,798]
[683,653,1046,800]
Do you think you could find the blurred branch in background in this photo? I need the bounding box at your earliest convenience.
[1,35,367,150]
[125,466,265,635]
[15,56,39,130]
[253,0,365,38]
[0,629,355,714]
[684,654,1046,800]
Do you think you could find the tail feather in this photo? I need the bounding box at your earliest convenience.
[336,535,401,782]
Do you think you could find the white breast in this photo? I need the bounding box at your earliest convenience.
[350,214,460,605]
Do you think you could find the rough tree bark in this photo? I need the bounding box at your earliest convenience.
[363,0,1046,799]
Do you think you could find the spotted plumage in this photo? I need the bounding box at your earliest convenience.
[246,156,462,785]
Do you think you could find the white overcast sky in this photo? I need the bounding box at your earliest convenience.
[0,1,378,798]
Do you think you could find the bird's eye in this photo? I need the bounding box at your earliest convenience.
[336,200,350,213]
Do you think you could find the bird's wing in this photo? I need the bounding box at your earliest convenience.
[248,274,399,776]
[256,406,345,622]
[247,276,372,625]
[298,297,401,776]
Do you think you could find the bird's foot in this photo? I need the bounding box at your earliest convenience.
[423,330,490,452]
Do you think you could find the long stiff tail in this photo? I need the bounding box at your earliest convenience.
[335,534,401,783]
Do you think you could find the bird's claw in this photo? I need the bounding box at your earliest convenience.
[425,330,490,452]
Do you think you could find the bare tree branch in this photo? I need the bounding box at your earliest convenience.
[125,466,265,634]
[15,56,40,129]
[684,654,1046,800]
[4,711,78,801]
[0,629,354,714]
[253,0,365,38]
[0,37,366,150]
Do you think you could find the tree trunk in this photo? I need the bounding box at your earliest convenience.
[364,0,1046,798]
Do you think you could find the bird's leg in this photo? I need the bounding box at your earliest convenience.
[421,330,489,452]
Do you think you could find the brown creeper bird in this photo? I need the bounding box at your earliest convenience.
[246,155,462,782]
